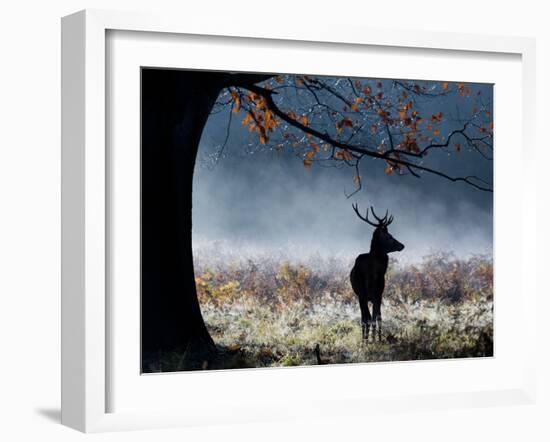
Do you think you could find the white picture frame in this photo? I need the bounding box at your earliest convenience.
[61,9,537,433]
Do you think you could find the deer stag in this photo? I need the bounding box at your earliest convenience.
[350,204,404,342]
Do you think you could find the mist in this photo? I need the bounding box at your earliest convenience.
[191,77,493,264]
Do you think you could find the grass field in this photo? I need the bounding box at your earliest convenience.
[149,248,493,372]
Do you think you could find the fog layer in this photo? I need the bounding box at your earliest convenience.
[192,78,493,263]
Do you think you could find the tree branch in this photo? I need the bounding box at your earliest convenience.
[245,84,493,192]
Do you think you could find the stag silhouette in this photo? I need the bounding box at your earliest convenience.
[350,204,404,342]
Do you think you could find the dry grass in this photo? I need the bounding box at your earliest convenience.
[171,250,493,370]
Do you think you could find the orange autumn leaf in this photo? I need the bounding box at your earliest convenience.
[335,149,353,161]
[310,143,320,153]
[342,118,353,128]
[264,110,272,126]
[230,90,240,113]
[232,98,240,113]
[242,112,253,127]
[430,112,443,123]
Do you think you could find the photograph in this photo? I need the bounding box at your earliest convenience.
[0,0,545,438]
[141,69,494,373]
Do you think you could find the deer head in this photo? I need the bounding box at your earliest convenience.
[352,203,405,254]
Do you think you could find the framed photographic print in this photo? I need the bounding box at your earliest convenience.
[140,69,494,373]
[61,9,537,432]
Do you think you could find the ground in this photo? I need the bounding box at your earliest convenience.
[144,250,493,372]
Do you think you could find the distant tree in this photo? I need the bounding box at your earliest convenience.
[141,69,492,368]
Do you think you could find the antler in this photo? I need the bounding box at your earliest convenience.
[370,207,388,224]
[353,203,394,227]
[352,203,379,227]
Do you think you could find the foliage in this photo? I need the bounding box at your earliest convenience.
[144,250,493,372]
[214,76,493,193]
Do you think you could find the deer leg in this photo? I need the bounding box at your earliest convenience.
[372,302,382,342]
[359,297,372,341]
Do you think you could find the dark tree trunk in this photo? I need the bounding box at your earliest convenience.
[141,69,226,366]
